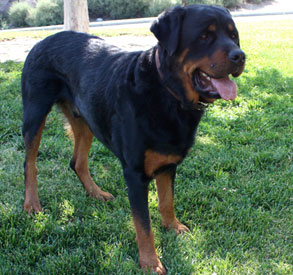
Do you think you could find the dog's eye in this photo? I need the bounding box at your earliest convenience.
[231,33,237,40]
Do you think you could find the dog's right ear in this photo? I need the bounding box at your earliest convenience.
[150,5,185,56]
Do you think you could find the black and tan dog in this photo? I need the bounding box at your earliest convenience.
[22,4,245,274]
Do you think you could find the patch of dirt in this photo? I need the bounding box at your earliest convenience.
[0,37,41,63]
[0,35,157,63]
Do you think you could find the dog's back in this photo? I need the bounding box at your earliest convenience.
[21,31,142,148]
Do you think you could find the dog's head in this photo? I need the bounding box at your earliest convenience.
[151,5,245,105]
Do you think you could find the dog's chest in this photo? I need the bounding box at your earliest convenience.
[144,149,183,177]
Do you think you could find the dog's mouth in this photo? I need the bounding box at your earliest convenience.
[193,70,238,101]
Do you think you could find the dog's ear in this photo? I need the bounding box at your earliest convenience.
[150,5,185,56]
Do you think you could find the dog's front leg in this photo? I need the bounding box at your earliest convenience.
[124,169,166,274]
[155,171,190,234]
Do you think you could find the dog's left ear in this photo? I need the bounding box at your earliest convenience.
[150,5,185,56]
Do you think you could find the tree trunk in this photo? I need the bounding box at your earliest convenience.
[64,0,89,33]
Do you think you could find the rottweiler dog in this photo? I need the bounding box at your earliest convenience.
[22,4,245,274]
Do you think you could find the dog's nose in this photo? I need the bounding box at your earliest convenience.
[228,49,245,65]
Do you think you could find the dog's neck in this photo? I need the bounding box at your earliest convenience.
[155,48,209,111]
[155,49,181,102]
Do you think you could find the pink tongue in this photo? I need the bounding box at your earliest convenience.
[211,77,238,101]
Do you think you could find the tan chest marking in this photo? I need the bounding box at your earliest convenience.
[144,150,182,177]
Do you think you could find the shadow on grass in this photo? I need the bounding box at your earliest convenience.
[234,67,292,111]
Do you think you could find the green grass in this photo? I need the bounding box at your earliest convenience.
[0,19,292,274]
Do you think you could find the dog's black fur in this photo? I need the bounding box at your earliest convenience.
[22,5,245,273]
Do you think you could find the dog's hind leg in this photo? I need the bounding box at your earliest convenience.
[22,70,64,213]
[22,104,52,214]
[59,102,114,201]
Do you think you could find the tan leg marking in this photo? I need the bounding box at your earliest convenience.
[132,215,166,275]
[23,118,46,214]
[60,103,114,201]
[155,173,189,234]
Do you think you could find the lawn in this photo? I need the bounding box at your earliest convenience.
[0,19,292,274]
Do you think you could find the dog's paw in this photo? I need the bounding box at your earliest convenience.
[98,190,115,201]
[140,257,166,275]
[88,185,114,201]
[163,219,190,234]
[173,222,190,234]
[23,200,42,214]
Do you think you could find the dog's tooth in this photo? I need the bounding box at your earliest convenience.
[201,72,211,81]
